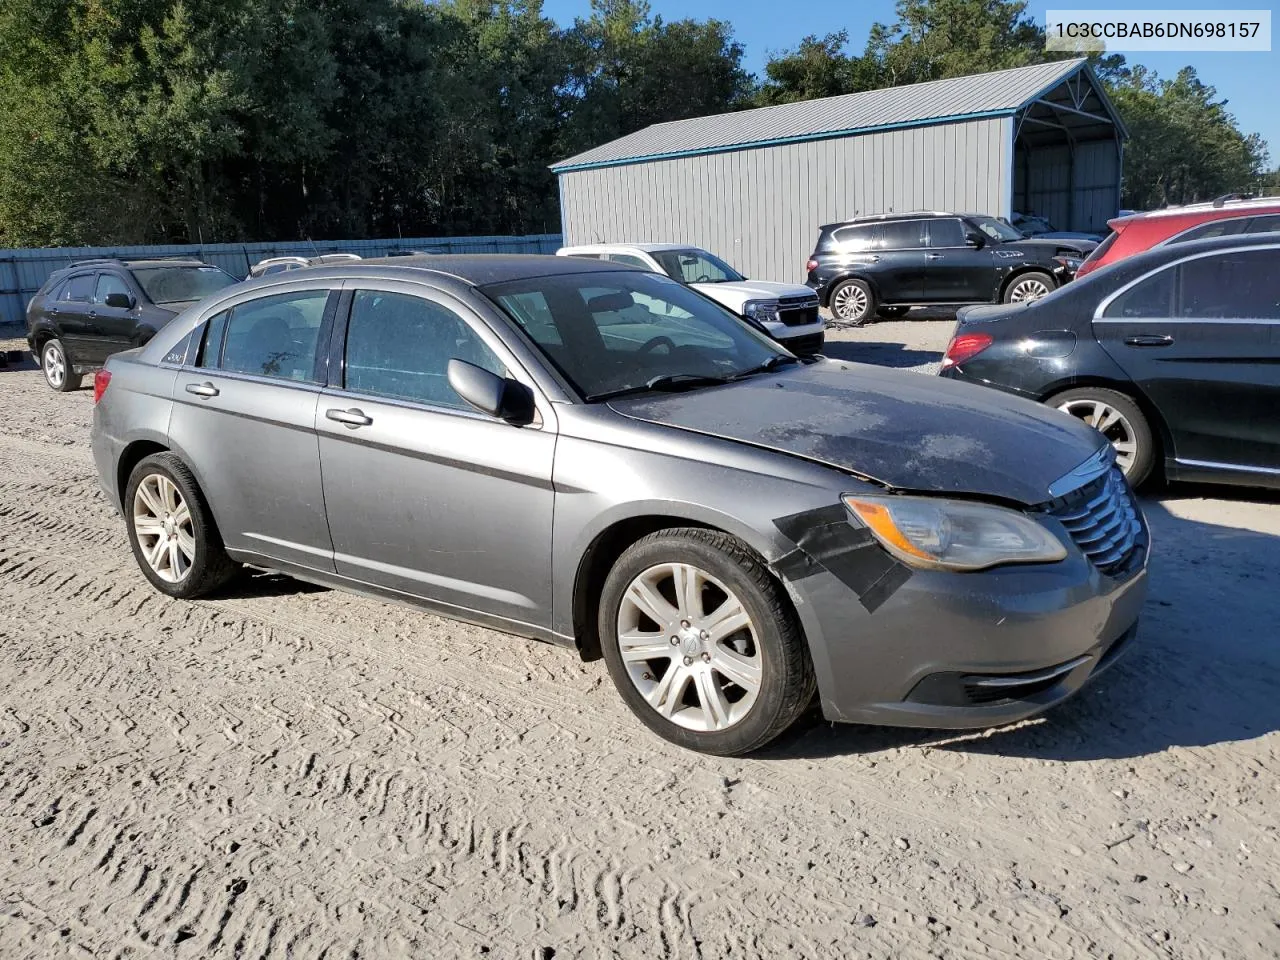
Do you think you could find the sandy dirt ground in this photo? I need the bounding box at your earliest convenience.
[1,319,1277,959]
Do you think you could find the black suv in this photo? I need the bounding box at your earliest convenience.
[805,212,1097,325]
[26,258,237,391]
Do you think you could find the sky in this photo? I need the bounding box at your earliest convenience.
[541,0,1280,161]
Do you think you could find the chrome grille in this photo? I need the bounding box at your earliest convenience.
[1046,467,1144,575]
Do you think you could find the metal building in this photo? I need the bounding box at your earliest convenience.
[552,59,1126,283]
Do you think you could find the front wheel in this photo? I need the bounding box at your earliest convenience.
[1003,270,1055,304]
[1051,387,1155,486]
[599,528,816,756]
[125,453,239,598]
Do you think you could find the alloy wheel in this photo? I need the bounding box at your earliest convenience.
[43,345,65,389]
[616,562,762,732]
[1008,277,1050,303]
[1056,398,1139,474]
[132,474,196,583]
[832,284,869,322]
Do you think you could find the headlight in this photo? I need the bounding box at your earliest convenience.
[1054,256,1082,271]
[843,494,1067,571]
[743,300,779,323]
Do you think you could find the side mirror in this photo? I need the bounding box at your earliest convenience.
[105,292,135,309]
[964,231,986,248]
[447,359,536,424]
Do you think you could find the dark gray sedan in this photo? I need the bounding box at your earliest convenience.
[89,255,1149,755]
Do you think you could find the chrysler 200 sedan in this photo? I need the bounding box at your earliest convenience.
[90,255,1149,756]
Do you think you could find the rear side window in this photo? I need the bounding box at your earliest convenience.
[216,290,329,381]
[877,220,926,250]
[1103,268,1175,319]
[62,274,95,302]
[608,254,651,269]
[1178,250,1280,320]
[1168,218,1248,244]
[1245,214,1280,234]
[343,290,506,410]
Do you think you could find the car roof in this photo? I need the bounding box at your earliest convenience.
[1098,229,1280,274]
[287,253,639,286]
[1112,195,1280,227]
[559,242,702,254]
[63,257,212,271]
[820,211,989,230]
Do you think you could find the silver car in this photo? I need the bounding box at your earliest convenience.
[90,255,1149,755]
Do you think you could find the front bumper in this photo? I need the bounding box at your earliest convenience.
[766,318,825,341]
[784,538,1149,728]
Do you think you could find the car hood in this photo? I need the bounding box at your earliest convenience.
[1004,237,1097,256]
[608,361,1107,505]
[691,280,817,310]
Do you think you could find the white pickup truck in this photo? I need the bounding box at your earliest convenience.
[556,243,825,355]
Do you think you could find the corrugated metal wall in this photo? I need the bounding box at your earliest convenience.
[0,234,562,325]
[557,118,1010,283]
[1014,141,1119,233]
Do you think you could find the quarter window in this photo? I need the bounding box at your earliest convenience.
[62,274,95,302]
[196,311,230,367]
[216,290,329,381]
[95,273,132,303]
[609,254,652,269]
[1245,214,1280,234]
[1169,219,1247,243]
[833,225,876,251]
[1103,269,1175,319]
[343,290,506,411]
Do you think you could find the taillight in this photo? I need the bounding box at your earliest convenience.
[93,369,112,404]
[941,333,993,369]
[805,258,818,274]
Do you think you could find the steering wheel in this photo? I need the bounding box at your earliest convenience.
[692,274,713,283]
[638,335,676,354]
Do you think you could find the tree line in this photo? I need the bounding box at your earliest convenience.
[0,0,1272,248]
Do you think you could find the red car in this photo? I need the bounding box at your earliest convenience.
[1077,194,1280,276]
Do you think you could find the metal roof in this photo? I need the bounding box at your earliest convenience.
[553,59,1101,172]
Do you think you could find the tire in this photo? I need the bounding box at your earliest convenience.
[598,528,816,756]
[1002,270,1055,304]
[828,279,875,325]
[877,305,909,319]
[124,453,238,599]
[41,338,81,392]
[1050,387,1156,486]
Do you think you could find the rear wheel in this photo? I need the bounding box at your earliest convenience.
[1003,270,1055,304]
[125,453,238,598]
[1051,387,1155,486]
[599,528,816,756]
[829,279,875,325]
[41,339,81,392]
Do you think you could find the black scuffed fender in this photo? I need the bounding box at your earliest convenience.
[772,503,911,613]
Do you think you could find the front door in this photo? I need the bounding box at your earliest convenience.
[316,283,556,628]
[1094,246,1280,471]
[91,272,140,356]
[168,286,338,570]
[922,218,995,302]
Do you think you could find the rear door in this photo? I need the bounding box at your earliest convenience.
[1094,245,1280,471]
[922,218,995,302]
[866,219,927,303]
[53,272,99,362]
[315,282,557,627]
[168,284,339,570]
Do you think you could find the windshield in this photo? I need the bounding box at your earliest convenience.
[649,249,744,284]
[132,265,237,304]
[1015,216,1056,235]
[483,270,788,400]
[970,217,1025,243]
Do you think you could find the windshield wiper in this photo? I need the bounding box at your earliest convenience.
[732,354,802,378]
[588,372,732,402]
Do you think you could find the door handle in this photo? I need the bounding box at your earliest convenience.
[1123,335,1174,347]
[185,381,219,398]
[925,254,944,260]
[325,407,373,428]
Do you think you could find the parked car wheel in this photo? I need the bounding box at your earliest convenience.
[877,306,909,319]
[125,453,238,599]
[1003,271,1055,304]
[829,279,875,325]
[41,339,81,392]
[1050,387,1155,485]
[598,528,816,756]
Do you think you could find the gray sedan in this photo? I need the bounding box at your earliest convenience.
[89,255,1148,755]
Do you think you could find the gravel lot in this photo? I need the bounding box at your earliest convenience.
[2,319,1278,959]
